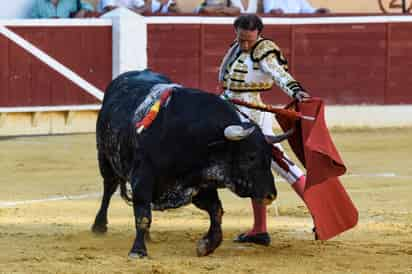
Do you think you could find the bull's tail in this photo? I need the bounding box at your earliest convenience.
[119,182,133,206]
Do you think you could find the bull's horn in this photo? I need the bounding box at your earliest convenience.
[224,125,255,141]
[265,128,294,144]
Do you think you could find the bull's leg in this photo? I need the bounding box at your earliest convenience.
[92,178,120,233]
[92,152,121,234]
[192,188,224,256]
[128,163,154,259]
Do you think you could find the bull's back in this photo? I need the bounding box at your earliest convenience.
[138,89,241,175]
[96,70,172,174]
[98,70,171,132]
[166,89,240,127]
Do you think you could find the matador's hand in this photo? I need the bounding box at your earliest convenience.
[287,81,310,102]
[294,91,311,102]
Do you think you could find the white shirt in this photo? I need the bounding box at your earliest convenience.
[99,0,145,12]
[230,0,258,13]
[263,0,316,13]
[151,0,175,13]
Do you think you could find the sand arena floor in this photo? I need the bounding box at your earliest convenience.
[0,128,412,274]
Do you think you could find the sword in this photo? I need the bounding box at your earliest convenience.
[228,98,315,121]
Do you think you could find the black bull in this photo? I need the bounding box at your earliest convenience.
[92,70,279,258]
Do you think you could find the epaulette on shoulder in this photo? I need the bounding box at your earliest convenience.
[251,39,280,62]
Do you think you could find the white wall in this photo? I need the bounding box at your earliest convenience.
[102,8,147,78]
[0,0,34,19]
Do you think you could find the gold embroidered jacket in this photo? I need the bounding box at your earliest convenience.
[219,37,301,96]
[219,37,304,132]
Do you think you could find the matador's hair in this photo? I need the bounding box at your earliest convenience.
[233,14,264,34]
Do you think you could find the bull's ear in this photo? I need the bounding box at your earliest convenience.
[224,125,255,141]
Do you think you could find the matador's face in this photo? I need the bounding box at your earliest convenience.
[236,28,259,53]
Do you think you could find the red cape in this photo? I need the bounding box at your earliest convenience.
[276,98,358,240]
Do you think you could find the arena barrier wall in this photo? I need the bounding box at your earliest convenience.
[0,18,111,135]
[1,13,412,135]
[145,15,412,128]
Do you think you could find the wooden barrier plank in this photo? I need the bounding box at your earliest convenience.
[10,26,111,107]
[292,24,386,105]
[8,30,32,107]
[80,27,112,93]
[262,25,292,58]
[10,26,67,105]
[50,27,84,105]
[70,27,90,104]
[151,58,200,89]
[387,23,412,104]
[0,35,9,107]
[72,27,110,104]
[29,29,52,106]
[148,24,201,88]
[201,25,233,93]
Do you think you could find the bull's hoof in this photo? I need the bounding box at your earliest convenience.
[91,223,107,234]
[196,238,212,257]
[128,250,148,259]
[196,236,221,257]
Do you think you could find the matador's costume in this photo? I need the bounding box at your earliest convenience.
[220,37,358,242]
[219,37,306,184]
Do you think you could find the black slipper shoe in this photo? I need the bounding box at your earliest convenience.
[313,227,319,240]
[233,232,271,246]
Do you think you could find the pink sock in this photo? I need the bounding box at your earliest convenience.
[247,199,267,235]
[292,175,306,199]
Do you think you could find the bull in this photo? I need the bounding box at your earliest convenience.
[92,69,284,258]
